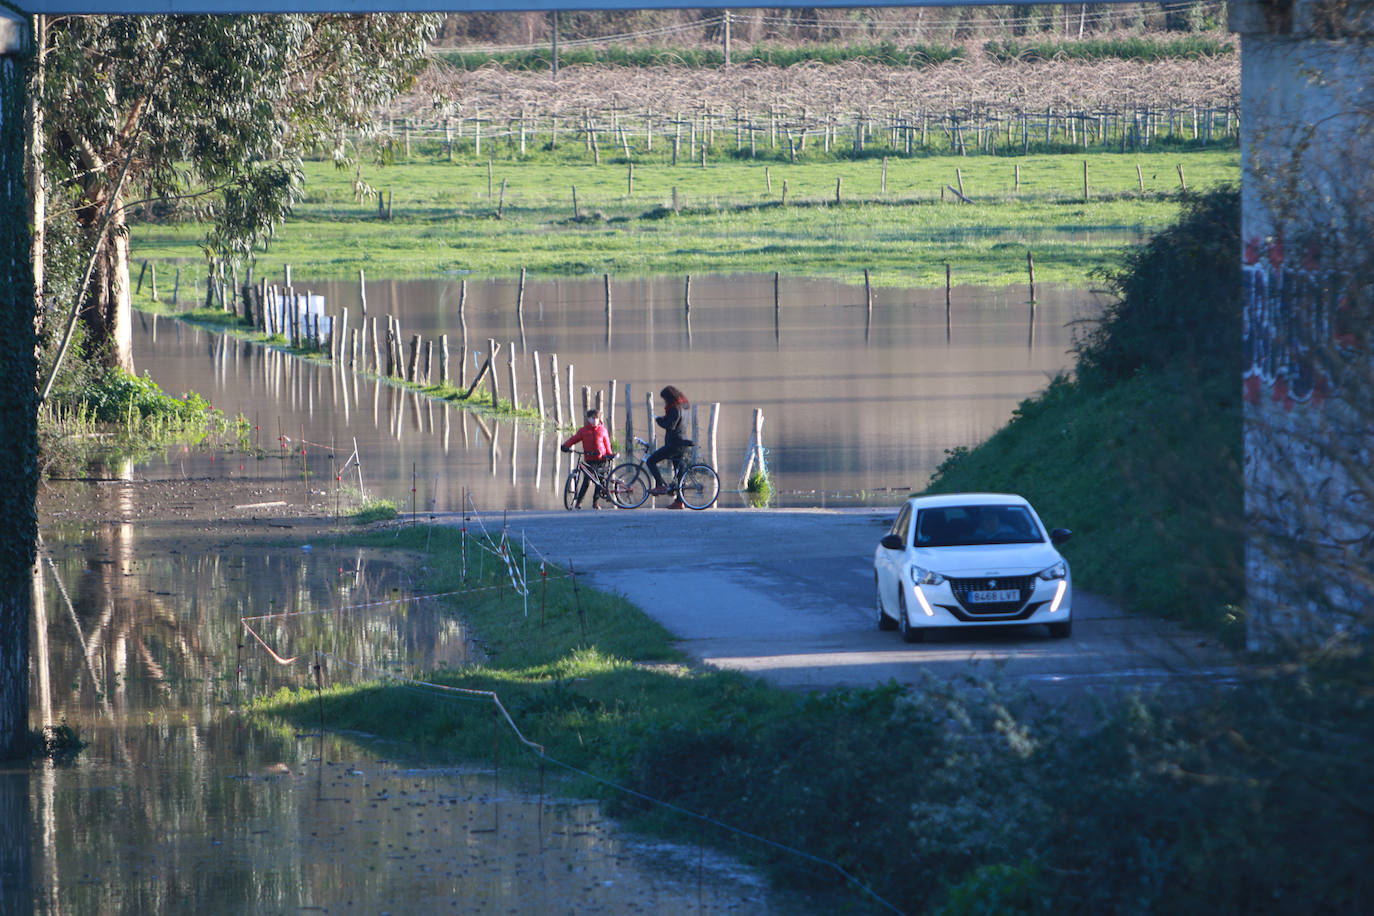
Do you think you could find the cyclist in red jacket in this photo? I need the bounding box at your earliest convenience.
[560,409,615,509]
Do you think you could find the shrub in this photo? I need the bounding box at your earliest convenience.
[1076,187,1241,390]
[81,369,208,424]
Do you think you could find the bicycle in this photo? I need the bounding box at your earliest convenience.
[561,449,617,510]
[607,437,720,510]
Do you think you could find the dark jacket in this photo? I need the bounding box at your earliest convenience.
[655,403,690,448]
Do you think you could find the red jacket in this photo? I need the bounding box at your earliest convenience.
[562,421,613,460]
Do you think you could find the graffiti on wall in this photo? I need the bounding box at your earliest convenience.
[1243,235,1374,648]
[1241,236,1351,411]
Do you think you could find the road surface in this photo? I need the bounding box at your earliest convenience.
[461,506,1237,700]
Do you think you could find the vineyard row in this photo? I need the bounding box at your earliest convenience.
[364,102,1240,161]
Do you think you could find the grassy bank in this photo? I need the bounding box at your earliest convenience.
[131,149,1238,288]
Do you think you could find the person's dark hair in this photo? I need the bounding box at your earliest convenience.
[585,408,599,421]
[660,385,688,408]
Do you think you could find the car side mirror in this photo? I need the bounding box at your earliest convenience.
[1050,528,1072,546]
[880,534,906,550]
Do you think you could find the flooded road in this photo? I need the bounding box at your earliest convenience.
[11,484,810,914]
[134,274,1095,512]
[4,273,1099,912]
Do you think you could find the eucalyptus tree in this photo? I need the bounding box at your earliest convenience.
[34,12,437,381]
[4,12,435,759]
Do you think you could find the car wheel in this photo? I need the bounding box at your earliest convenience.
[1048,620,1073,639]
[898,591,924,643]
[876,577,897,631]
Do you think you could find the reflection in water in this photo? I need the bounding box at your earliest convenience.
[133,275,1093,511]
[22,493,793,914]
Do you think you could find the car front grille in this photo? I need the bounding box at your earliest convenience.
[948,575,1036,617]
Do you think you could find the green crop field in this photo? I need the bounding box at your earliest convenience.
[131,148,1238,289]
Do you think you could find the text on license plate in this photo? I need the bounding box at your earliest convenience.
[969,588,1020,603]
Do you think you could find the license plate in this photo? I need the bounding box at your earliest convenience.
[969,589,1020,603]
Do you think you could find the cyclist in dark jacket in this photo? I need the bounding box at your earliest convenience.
[648,386,691,508]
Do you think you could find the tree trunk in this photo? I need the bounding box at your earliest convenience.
[26,15,45,328]
[82,192,133,372]
[0,46,39,760]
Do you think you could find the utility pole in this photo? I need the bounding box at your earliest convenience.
[723,11,731,70]
[551,10,559,80]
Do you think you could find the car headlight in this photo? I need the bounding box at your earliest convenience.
[1037,562,1068,581]
[909,565,945,587]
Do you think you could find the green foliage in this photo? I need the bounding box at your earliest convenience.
[38,367,231,477]
[80,370,207,424]
[441,41,963,71]
[984,35,1235,63]
[745,468,772,508]
[1077,187,1242,389]
[45,13,439,256]
[37,12,439,365]
[350,498,399,525]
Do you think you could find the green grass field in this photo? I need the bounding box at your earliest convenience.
[132,148,1238,289]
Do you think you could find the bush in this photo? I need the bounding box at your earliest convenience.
[81,370,209,424]
[1076,187,1241,390]
[984,35,1235,63]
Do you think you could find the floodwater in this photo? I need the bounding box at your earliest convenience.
[133,273,1097,511]
[8,486,814,914]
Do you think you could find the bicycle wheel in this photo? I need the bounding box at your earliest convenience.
[606,463,650,509]
[677,464,720,510]
[562,468,581,510]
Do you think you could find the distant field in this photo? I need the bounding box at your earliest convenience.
[131,148,1238,289]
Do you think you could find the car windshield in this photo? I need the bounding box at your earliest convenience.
[914,505,1043,547]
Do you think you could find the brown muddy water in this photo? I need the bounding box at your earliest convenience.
[8,485,827,915]
[132,274,1097,512]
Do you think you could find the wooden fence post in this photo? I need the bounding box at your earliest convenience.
[608,379,617,440]
[708,402,720,472]
[488,337,500,408]
[532,349,546,420]
[550,352,564,428]
[566,363,575,425]
[407,334,421,383]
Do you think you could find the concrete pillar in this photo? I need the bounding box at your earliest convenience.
[0,3,37,771]
[1231,1,1374,648]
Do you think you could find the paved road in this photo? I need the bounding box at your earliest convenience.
[462,506,1237,700]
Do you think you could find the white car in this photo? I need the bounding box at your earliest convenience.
[874,493,1073,642]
